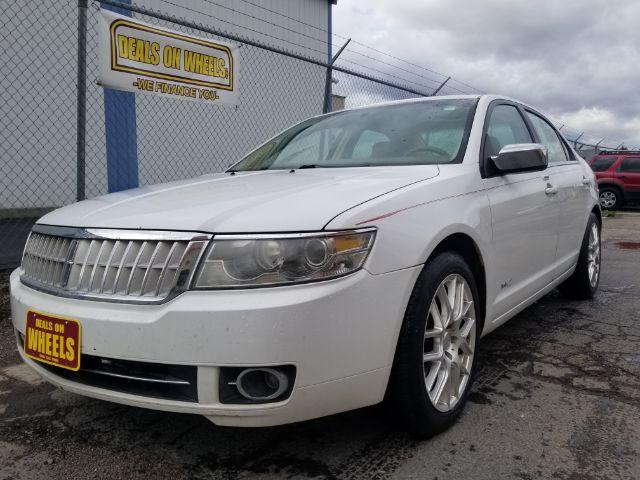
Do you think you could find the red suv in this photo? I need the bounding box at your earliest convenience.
[589,151,640,209]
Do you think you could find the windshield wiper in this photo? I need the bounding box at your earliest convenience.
[297,164,325,169]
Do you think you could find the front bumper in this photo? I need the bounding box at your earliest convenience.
[10,266,420,426]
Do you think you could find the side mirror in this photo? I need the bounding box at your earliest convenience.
[491,143,548,174]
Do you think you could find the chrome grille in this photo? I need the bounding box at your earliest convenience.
[20,226,211,303]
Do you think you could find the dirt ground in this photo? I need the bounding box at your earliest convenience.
[1,211,639,480]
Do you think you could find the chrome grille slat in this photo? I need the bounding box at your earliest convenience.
[76,239,96,290]
[87,240,108,293]
[126,241,148,295]
[33,234,46,277]
[46,237,63,285]
[155,242,179,296]
[44,236,56,284]
[49,238,65,285]
[24,234,37,274]
[61,239,78,288]
[23,234,35,276]
[112,240,134,295]
[140,241,163,296]
[19,227,211,304]
[99,240,120,294]
[36,235,51,280]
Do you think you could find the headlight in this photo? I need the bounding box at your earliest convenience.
[193,229,376,288]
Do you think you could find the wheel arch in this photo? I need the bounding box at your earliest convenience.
[424,232,487,333]
[591,204,602,226]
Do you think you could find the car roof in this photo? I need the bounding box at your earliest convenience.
[330,93,554,120]
[594,150,640,156]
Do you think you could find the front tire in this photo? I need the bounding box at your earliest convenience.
[388,252,480,438]
[558,212,601,299]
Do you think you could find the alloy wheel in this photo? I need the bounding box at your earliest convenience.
[587,222,600,287]
[423,274,476,412]
[599,191,617,209]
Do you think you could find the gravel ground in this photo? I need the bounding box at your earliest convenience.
[1,212,639,480]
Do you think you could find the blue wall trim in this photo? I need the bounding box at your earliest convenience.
[101,0,138,193]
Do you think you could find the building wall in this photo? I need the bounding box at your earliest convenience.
[1,0,330,210]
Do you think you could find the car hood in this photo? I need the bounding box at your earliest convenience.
[39,166,439,232]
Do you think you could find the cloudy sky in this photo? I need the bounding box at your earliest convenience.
[332,0,640,147]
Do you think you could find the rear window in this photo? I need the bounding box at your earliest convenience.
[590,156,617,172]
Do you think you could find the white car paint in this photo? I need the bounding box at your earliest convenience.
[39,166,439,232]
[10,94,600,426]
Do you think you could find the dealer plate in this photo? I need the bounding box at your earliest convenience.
[24,310,81,371]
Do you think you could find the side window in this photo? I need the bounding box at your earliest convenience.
[564,140,576,161]
[485,105,533,158]
[352,130,390,159]
[590,156,617,172]
[525,112,569,164]
[619,157,640,173]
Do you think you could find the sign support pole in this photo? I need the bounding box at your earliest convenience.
[76,0,88,201]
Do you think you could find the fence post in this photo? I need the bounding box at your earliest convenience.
[431,77,450,96]
[323,39,351,114]
[573,132,584,150]
[76,0,88,201]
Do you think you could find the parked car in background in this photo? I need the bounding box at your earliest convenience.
[10,95,601,438]
[589,151,640,209]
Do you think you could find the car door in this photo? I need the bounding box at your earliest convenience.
[524,110,587,277]
[482,103,559,321]
[617,157,640,201]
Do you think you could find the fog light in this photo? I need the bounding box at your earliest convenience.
[219,365,296,404]
[235,368,288,401]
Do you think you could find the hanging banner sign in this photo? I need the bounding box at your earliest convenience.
[99,9,239,104]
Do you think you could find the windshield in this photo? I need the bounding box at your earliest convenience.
[230,98,478,171]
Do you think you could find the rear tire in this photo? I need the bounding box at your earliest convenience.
[388,252,481,438]
[558,213,601,299]
[599,187,622,210]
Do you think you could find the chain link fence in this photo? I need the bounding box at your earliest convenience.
[0,0,631,267]
[1,0,431,267]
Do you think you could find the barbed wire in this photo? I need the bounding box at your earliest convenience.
[180,0,485,96]
[190,0,629,148]
[158,0,330,59]
[198,0,329,46]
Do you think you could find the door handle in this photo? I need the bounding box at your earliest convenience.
[582,177,591,185]
[545,184,558,195]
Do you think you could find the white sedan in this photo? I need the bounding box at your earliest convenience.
[10,95,601,437]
